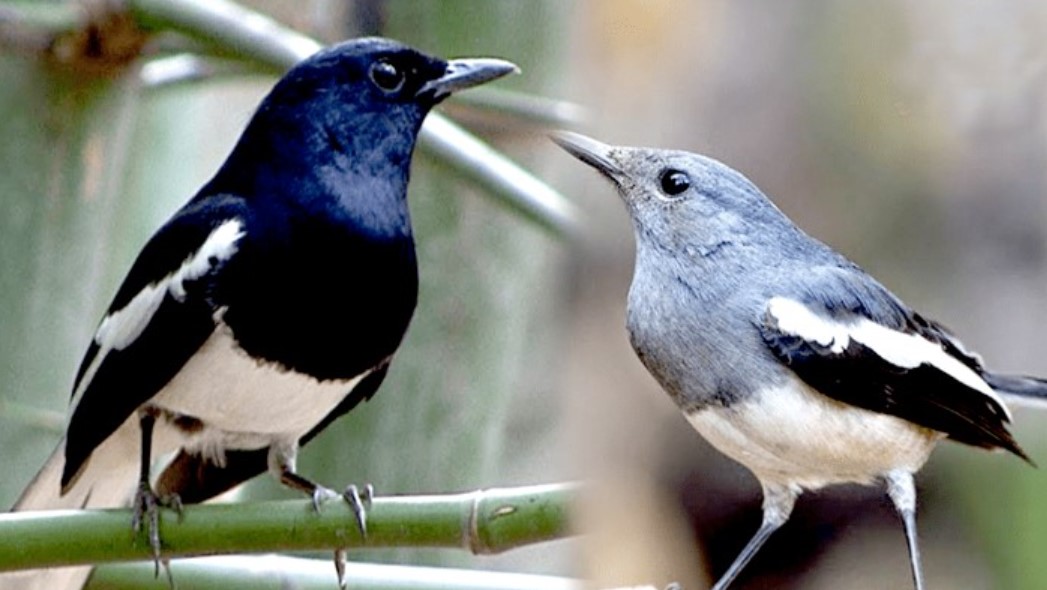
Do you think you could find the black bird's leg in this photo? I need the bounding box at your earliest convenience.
[131,409,181,581]
[886,470,925,590]
[272,446,372,590]
[270,443,371,537]
[711,484,796,590]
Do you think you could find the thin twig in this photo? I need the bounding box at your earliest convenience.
[127,0,580,236]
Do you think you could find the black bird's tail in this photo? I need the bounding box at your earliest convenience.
[986,372,1047,412]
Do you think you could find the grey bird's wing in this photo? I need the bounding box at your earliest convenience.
[756,265,1028,460]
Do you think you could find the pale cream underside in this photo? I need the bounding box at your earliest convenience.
[150,325,366,466]
[685,375,942,490]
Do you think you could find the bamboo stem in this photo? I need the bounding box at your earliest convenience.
[0,484,576,572]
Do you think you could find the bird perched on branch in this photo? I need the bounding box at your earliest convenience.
[554,131,1045,590]
[2,38,516,590]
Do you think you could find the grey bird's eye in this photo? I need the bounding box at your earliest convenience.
[369,61,405,92]
[659,169,691,196]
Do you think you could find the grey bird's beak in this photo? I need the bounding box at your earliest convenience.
[417,58,519,98]
[550,131,624,179]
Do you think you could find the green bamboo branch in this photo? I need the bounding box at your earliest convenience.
[448,88,588,129]
[0,400,63,433]
[90,556,578,590]
[0,483,576,573]
[127,0,316,69]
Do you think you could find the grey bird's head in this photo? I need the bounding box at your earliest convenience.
[553,131,809,264]
[553,131,824,406]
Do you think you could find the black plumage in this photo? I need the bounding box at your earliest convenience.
[761,311,1027,460]
[5,37,516,590]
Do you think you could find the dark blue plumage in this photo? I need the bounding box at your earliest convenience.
[6,37,516,590]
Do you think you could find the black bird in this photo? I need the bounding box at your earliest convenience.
[3,37,517,590]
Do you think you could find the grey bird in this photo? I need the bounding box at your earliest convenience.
[554,131,1046,590]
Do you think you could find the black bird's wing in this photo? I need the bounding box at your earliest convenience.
[154,364,390,503]
[757,266,1027,460]
[63,195,249,489]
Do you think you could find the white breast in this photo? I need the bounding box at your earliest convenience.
[684,376,942,490]
[150,324,366,463]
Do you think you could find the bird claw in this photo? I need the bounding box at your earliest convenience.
[306,483,372,538]
[131,482,182,580]
[342,483,373,539]
[309,485,339,512]
[334,548,348,590]
[307,484,370,589]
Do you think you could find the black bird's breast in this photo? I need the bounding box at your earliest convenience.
[216,210,418,382]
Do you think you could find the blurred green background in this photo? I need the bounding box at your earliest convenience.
[3,1,1047,589]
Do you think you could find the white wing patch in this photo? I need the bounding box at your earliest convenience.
[70,219,246,413]
[766,296,1012,419]
[169,219,245,301]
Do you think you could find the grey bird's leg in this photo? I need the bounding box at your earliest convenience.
[711,483,797,590]
[886,470,924,590]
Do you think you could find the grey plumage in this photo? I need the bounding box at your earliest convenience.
[554,131,1044,590]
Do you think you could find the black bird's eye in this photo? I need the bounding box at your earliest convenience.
[659,169,691,196]
[369,60,406,93]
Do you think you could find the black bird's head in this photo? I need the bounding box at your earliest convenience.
[262,37,517,133]
[207,37,517,234]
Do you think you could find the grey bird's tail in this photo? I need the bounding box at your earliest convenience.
[1,432,139,590]
[986,372,1047,412]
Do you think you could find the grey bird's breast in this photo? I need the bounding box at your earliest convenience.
[625,256,785,412]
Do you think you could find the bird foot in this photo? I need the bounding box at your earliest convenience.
[306,482,374,539]
[334,548,348,590]
[321,484,372,590]
[131,481,182,580]
[343,483,374,539]
[309,484,338,511]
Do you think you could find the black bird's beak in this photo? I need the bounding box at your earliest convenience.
[417,58,519,99]
[550,131,625,180]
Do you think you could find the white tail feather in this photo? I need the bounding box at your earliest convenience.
[2,424,140,590]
